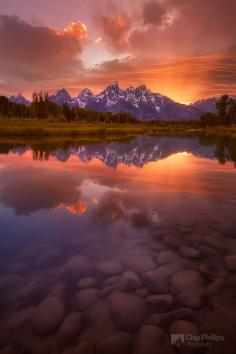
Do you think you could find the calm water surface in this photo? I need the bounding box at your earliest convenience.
[0,136,236,354]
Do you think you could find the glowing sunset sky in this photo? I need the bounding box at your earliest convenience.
[0,0,236,103]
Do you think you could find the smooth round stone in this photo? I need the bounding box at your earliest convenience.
[149,308,194,327]
[100,285,117,298]
[224,255,236,272]
[179,246,201,259]
[135,287,149,298]
[96,261,124,276]
[146,294,173,310]
[103,276,120,288]
[176,293,202,309]
[143,264,183,294]
[203,278,226,298]
[143,270,169,294]
[109,292,146,332]
[121,254,156,274]
[62,255,93,279]
[198,245,217,257]
[96,333,132,354]
[169,320,200,353]
[32,297,66,335]
[170,271,205,296]
[118,271,142,291]
[74,289,99,311]
[79,300,117,343]
[203,236,223,250]
[57,311,83,343]
[63,342,94,354]
[77,277,97,289]
[157,250,181,265]
[134,325,173,354]
[163,235,186,249]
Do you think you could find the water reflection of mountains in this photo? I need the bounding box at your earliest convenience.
[3,136,236,169]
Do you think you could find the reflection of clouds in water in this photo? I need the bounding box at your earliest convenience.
[0,174,81,216]
[92,188,160,231]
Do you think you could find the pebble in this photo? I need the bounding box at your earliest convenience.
[149,308,194,327]
[96,333,132,354]
[32,297,66,335]
[77,277,97,289]
[203,278,226,298]
[109,292,146,332]
[62,255,93,280]
[224,255,236,272]
[179,246,201,259]
[169,320,200,353]
[96,261,124,276]
[134,325,173,354]
[118,271,142,291]
[170,270,205,296]
[176,293,202,309]
[121,254,156,274]
[57,311,83,343]
[146,294,173,310]
[73,289,99,311]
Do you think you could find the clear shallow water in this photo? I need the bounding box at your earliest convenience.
[0,135,236,354]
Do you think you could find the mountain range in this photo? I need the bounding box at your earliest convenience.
[9,82,218,121]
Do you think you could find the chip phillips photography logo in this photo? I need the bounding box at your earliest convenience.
[171,333,224,348]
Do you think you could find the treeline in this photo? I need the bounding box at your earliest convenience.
[0,92,138,124]
[199,95,236,126]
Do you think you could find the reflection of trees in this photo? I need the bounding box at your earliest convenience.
[199,135,236,167]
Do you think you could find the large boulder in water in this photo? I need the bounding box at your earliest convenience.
[32,297,66,335]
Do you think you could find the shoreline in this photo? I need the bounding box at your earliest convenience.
[0,120,236,138]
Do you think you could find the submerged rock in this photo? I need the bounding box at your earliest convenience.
[77,277,97,289]
[73,289,99,311]
[57,311,83,343]
[170,271,205,296]
[169,320,200,353]
[109,292,146,332]
[96,333,132,354]
[224,255,236,272]
[118,271,142,291]
[121,254,156,274]
[203,278,226,298]
[179,246,201,259]
[176,293,202,309]
[62,255,93,280]
[146,294,173,310]
[96,261,123,276]
[32,297,66,335]
[134,325,173,354]
[149,308,194,327]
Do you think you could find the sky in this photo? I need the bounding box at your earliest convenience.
[0,0,236,103]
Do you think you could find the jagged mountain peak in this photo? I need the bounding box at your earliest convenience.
[9,93,31,106]
[8,83,219,121]
[55,88,71,98]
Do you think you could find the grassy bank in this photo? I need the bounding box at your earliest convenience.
[0,119,236,138]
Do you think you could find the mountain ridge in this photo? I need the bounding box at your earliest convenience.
[9,82,219,121]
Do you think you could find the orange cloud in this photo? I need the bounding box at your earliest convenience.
[101,14,132,53]
[0,15,87,81]
[57,202,87,215]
